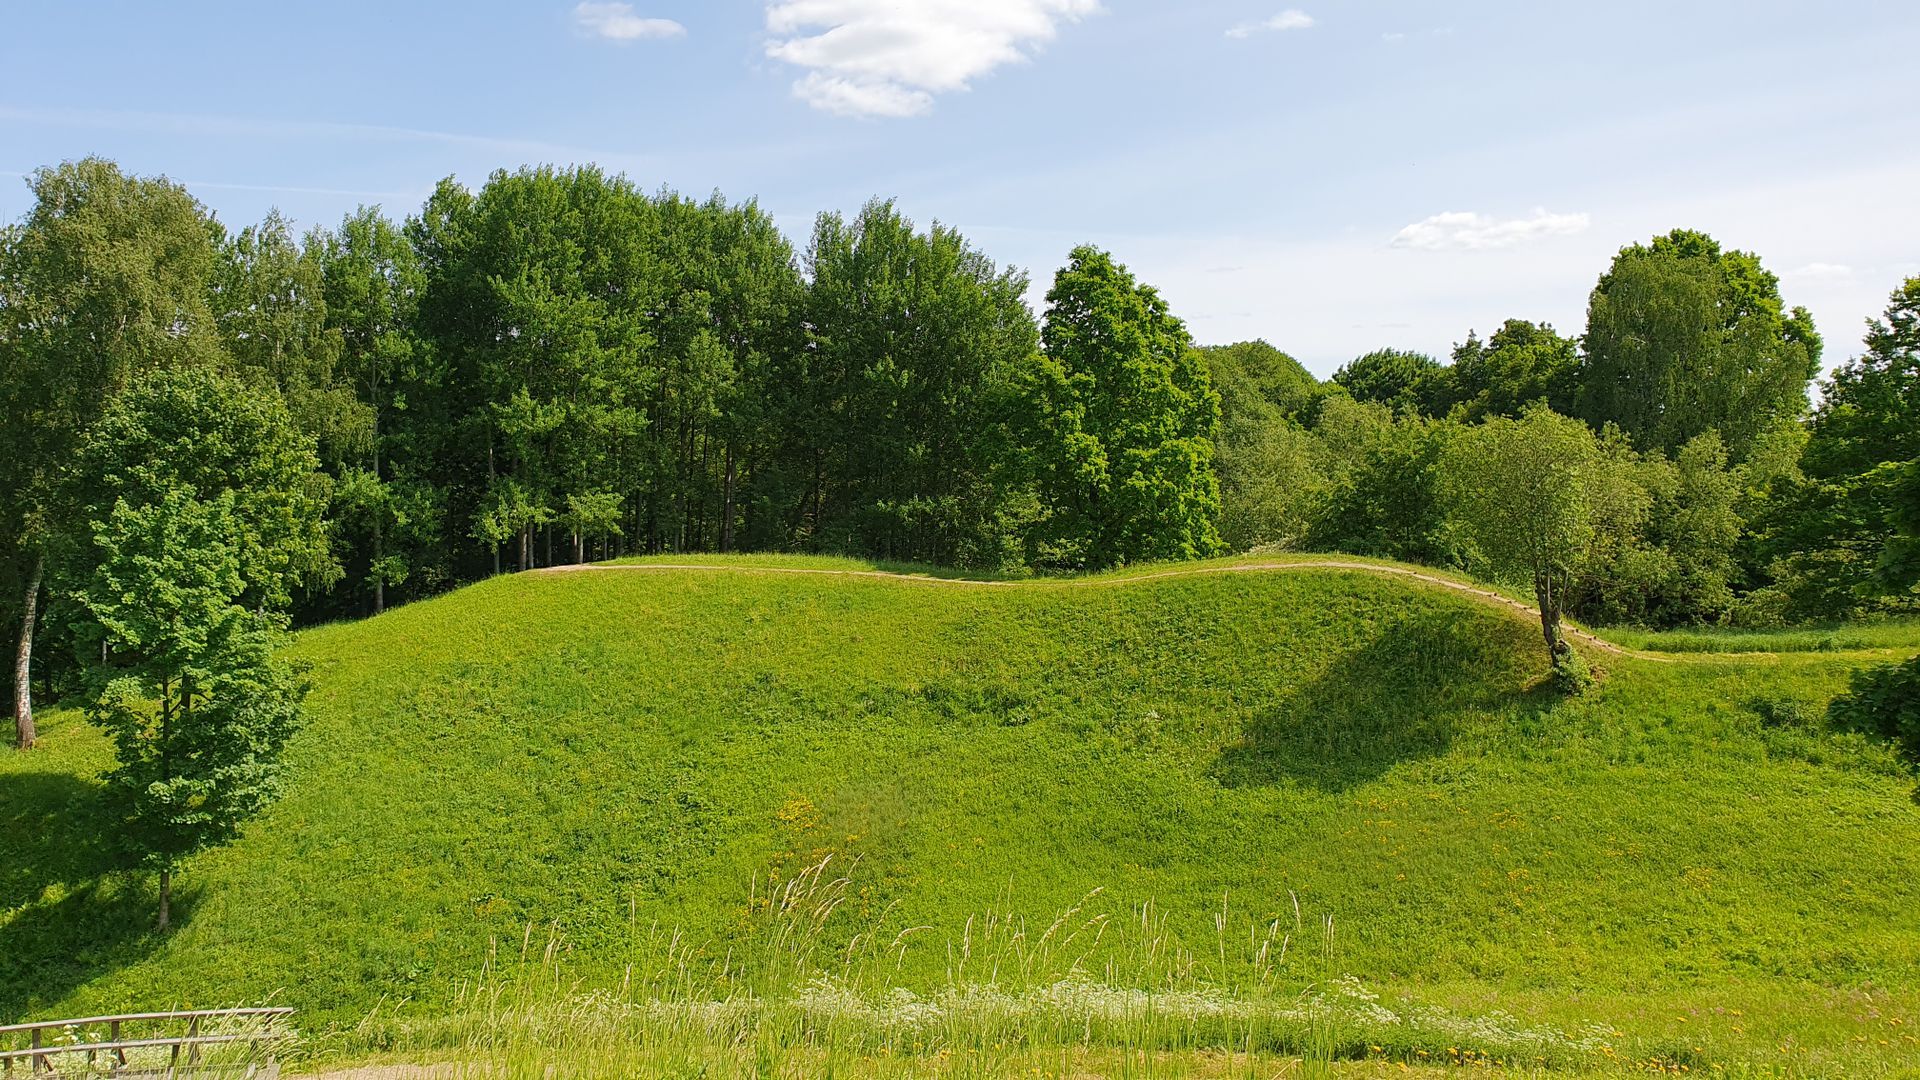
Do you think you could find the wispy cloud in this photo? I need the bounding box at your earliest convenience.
[573,2,685,42]
[1227,10,1314,39]
[764,0,1102,118]
[1390,209,1591,251]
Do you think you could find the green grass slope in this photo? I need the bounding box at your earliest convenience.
[4,556,1918,1066]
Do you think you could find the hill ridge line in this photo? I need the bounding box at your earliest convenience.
[537,560,1659,660]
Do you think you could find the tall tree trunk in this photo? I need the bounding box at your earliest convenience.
[373,408,386,614]
[372,516,386,615]
[722,443,736,553]
[488,436,501,576]
[13,553,44,751]
[158,674,174,931]
[157,868,172,931]
[1534,571,1563,660]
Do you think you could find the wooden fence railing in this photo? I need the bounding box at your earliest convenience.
[0,1008,294,1077]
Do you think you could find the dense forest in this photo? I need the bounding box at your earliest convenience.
[4,158,1919,735]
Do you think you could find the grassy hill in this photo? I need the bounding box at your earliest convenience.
[4,555,1919,1075]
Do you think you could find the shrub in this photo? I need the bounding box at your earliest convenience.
[1828,655,1920,765]
[1751,696,1821,730]
[1551,644,1594,696]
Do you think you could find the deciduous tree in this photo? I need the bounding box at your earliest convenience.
[2,159,223,749]
[67,368,326,927]
[1443,408,1644,684]
[1755,277,1920,619]
[1447,320,1578,421]
[1025,246,1222,568]
[1578,229,1821,457]
[1333,348,1447,417]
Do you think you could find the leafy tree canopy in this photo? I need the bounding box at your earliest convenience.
[1447,319,1579,421]
[1578,228,1821,457]
[1027,246,1222,568]
[1332,348,1445,417]
[67,366,323,926]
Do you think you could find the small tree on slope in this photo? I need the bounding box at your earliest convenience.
[1443,408,1645,689]
[68,368,327,928]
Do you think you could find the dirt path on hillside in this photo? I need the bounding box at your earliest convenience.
[538,560,1659,661]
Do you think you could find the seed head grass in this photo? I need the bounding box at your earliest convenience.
[3,555,1917,1077]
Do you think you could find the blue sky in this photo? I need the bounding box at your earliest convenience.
[4,1,1916,375]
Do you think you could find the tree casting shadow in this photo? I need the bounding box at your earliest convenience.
[0,770,169,1023]
[1212,609,1551,793]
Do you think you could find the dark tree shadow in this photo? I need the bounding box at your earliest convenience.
[1,772,119,912]
[0,771,170,1024]
[1212,609,1553,793]
[0,876,181,1023]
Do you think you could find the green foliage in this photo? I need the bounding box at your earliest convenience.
[1550,639,1594,694]
[309,206,438,613]
[1441,409,1644,659]
[790,199,1038,567]
[1828,654,1920,769]
[0,157,224,563]
[65,366,336,608]
[407,168,812,574]
[1578,229,1821,458]
[1331,349,1445,417]
[1309,407,1457,565]
[1207,342,1324,550]
[210,210,363,461]
[1203,339,1322,419]
[1214,410,1322,552]
[1445,319,1578,421]
[1877,457,1920,595]
[0,159,233,744]
[1578,431,1742,627]
[4,558,1918,1079]
[1025,246,1223,568]
[62,368,321,921]
[1755,277,1920,621]
[77,490,306,875]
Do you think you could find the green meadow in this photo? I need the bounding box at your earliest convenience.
[4,556,1918,1077]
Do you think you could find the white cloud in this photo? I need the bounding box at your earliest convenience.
[1391,209,1592,251]
[764,0,1102,118]
[792,73,933,118]
[574,2,686,42]
[1226,10,1315,39]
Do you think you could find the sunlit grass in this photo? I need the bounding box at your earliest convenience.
[1604,617,1920,655]
[5,555,1918,1077]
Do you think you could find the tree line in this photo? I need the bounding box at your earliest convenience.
[1216,236,1916,638]
[5,157,1918,918]
[5,157,1918,735]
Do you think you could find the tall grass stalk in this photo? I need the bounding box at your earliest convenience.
[324,862,1614,1078]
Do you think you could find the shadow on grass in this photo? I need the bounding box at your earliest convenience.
[0,875,177,1023]
[1212,609,1550,793]
[1,771,118,913]
[0,771,168,1023]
